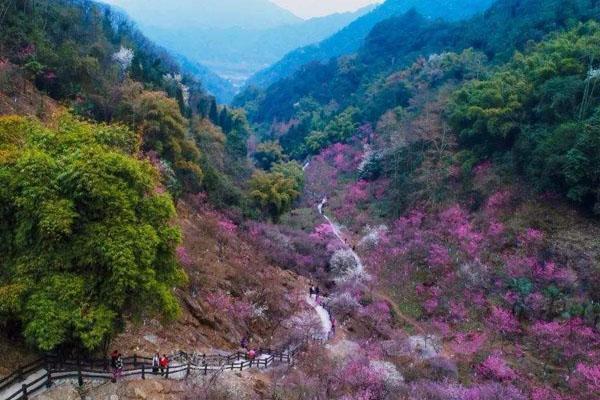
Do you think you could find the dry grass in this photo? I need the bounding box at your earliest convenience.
[0,61,60,121]
[111,200,308,356]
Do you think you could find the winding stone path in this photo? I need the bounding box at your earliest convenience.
[306,295,332,340]
[0,369,47,400]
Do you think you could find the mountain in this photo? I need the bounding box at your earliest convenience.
[176,55,237,104]
[246,0,494,88]
[241,0,600,125]
[115,3,375,96]
[152,6,375,89]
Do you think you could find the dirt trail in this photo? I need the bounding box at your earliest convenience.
[375,291,426,335]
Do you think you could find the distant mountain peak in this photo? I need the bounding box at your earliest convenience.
[246,0,494,88]
[102,0,301,30]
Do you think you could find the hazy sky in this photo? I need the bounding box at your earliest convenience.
[103,0,384,19]
[272,0,383,18]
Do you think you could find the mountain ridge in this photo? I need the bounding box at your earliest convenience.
[246,0,494,88]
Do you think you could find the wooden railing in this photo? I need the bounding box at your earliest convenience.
[0,345,305,400]
[1,297,333,399]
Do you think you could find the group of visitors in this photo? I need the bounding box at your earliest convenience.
[110,350,170,382]
[152,352,170,375]
[241,335,258,361]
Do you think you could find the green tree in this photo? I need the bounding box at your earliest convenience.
[271,161,305,190]
[249,171,300,222]
[224,109,251,158]
[136,91,203,195]
[0,114,185,351]
[253,141,286,170]
[304,107,359,154]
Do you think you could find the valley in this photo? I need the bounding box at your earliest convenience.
[1,0,600,399]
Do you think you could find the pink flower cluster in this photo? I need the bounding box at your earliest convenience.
[572,362,600,395]
[451,332,487,355]
[205,291,254,322]
[217,217,237,235]
[176,246,193,268]
[487,306,520,335]
[476,352,517,381]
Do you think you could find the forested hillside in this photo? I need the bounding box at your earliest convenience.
[246,0,494,88]
[238,0,600,157]
[0,0,284,354]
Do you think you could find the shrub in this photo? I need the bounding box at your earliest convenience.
[0,115,184,351]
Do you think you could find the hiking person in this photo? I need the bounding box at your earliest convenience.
[248,348,256,360]
[110,350,118,369]
[241,335,248,349]
[331,317,337,337]
[315,286,321,302]
[152,352,160,374]
[159,354,169,376]
[309,286,314,298]
[112,352,123,382]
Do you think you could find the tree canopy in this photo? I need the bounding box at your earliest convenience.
[0,114,185,351]
[249,169,301,221]
[253,141,286,170]
[448,22,600,213]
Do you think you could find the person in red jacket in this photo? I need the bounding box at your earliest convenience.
[159,354,169,376]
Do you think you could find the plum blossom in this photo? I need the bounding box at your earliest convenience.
[477,352,516,381]
[217,217,237,235]
[487,306,520,335]
[112,46,134,72]
[451,332,487,355]
[176,246,193,267]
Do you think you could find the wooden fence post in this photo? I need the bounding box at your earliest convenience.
[141,364,145,380]
[45,370,52,388]
[186,362,191,377]
[133,354,137,367]
[204,364,207,375]
[21,384,28,400]
[78,369,83,387]
[165,365,169,379]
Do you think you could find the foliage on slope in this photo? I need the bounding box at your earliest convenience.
[0,114,184,351]
[230,4,600,398]
[0,0,262,211]
[238,0,600,151]
[448,21,600,213]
